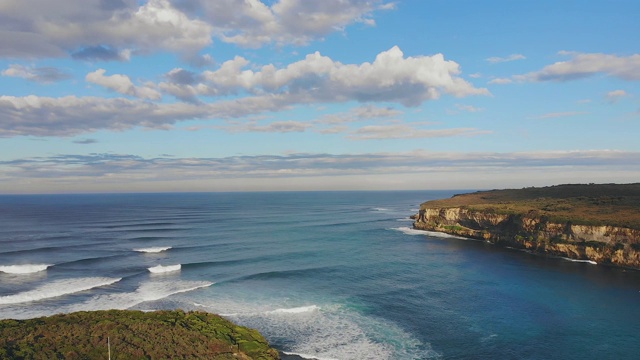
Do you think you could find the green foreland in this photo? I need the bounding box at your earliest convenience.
[0,310,280,360]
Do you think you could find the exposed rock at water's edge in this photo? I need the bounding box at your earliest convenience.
[412,184,640,270]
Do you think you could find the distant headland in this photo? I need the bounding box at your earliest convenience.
[412,183,640,269]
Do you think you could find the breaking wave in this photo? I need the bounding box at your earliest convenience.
[561,257,598,265]
[148,264,181,273]
[192,299,437,360]
[392,227,470,240]
[134,247,172,253]
[0,264,52,274]
[0,277,121,305]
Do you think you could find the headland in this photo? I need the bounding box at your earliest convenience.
[412,183,640,269]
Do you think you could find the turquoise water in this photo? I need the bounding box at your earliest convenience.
[1,191,639,359]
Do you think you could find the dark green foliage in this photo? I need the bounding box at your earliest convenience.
[0,310,280,360]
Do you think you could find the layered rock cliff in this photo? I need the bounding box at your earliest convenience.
[412,184,640,269]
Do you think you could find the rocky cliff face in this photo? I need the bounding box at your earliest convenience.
[413,207,640,269]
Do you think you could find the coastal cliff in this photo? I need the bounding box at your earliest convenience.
[412,184,640,269]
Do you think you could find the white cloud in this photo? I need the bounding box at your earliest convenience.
[0,45,486,138]
[0,0,397,59]
[0,0,213,59]
[162,46,489,106]
[197,0,394,47]
[86,69,161,100]
[516,52,640,82]
[2,64,71,83]
[605,89,628,103]
[486,54,526,63]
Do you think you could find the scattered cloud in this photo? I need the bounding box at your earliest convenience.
[221,120,312,133]
[2,150,637,185]
[86,69,161,100]
[605,89,628,103]
[488,78,513,85]
[314,105,402,125]
[516,52,640,82]
[534,111,588,119]
[348,124,490,140]
[454,104,483,113]
[72,138,98,144]
[2,64,72,83]
[486,54,526,63]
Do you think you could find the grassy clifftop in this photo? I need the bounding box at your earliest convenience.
[0,310,280,360]
[420,183,640,229]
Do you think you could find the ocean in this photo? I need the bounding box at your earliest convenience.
[1,191,639,360]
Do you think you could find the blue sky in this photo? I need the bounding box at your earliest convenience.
[1,0,639,193]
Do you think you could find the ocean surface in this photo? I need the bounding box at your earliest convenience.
[1,191,639,360]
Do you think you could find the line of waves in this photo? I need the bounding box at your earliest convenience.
[0,264,52,274]
[67,280,213,313]
[148,264,181,273]
[0,277,122,305]
[134,246,172,253]
[0,280,213,320]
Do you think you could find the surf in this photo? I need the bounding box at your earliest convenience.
[148,264,181,273]
[0,264,52,274]
[134,247,172,253]
[0,277,121,305]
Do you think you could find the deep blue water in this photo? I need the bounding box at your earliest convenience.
[1,191,639,359]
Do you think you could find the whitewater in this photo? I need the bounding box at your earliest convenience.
[1,191,639,360]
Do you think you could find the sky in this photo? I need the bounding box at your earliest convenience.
[0,0,639,194]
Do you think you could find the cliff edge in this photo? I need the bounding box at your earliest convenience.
[412,183,640,269]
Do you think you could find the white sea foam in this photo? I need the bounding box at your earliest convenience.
[134,247,172,253]
[0,277,121,305]
[194,299,438,360]
[0,264,52,274]
[267,305,320,314]
[282,351,338,360]
[62,280,214,314]
[561,257,598,265]
[148,264,181,273]
[392,227,470,240]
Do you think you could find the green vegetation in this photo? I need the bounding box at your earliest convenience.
[421,183,640,229]
[0,310,280,360]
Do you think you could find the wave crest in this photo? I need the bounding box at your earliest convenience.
[134,247,172,253]
[0,264,52,274]
[148,264,181,273]
[0,277,121,305]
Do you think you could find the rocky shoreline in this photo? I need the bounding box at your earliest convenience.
[412,184,640,270]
